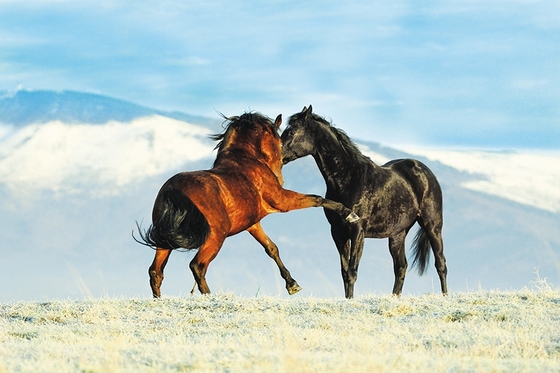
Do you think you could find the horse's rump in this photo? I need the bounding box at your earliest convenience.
[383,159,442,199]
[137,188,210,251]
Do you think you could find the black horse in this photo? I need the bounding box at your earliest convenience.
[281,106,448,298]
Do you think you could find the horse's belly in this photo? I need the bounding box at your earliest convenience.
[361,201,419,238]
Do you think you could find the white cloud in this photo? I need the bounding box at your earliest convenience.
[165,57,212,67]
[0,125,14,140]
[1,0,558,149]
[509,78,549,90]
[407,148,560,213]
[0,31,47,47]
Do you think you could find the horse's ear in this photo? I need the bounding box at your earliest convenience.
[274,114,282,129]
[302,106,307,113]
[304,105,313,119]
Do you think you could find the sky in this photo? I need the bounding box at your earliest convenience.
[1,0,559,149]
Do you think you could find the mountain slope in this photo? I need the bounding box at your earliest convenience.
[407,148,560,213]
[0,116,214,196]
[0,89,155,126]
[0,89,220,128]
[0,90,558,302]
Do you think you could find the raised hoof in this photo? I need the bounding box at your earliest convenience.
[345,212,360,223]
[287,283,302,295]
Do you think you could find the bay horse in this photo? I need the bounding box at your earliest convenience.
[281,106,448,298]
[136,112,359,297]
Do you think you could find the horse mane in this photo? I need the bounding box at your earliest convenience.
[211,112,279,153]
[305,112,372,166]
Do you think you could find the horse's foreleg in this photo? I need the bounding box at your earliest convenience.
[347,226,365,299]
[149,248,172,298]
[274,191,359,223]
[189,234,225,295]
[321,198,360,223]
[332,228,352,298]
[247,222,301,295]
[389,233,408,296]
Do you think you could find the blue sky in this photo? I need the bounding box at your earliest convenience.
[1,0,559,148]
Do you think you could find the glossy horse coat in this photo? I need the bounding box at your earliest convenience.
[281,106,447,298]
[136,112,358,297]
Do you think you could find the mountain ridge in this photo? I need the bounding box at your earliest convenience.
[0,89,221,129]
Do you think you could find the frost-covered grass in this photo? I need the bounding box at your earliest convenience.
[1,289,560,372]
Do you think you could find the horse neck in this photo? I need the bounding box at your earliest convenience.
[311,129,355,184]
[311,126,379,190]
[214,139,283,184]
[213,142,255,167]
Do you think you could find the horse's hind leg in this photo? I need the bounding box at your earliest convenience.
[247,222,301,295]
[149,248,172,298]
[189,232,226,295]
[389,232,408,296]
[418,211,448,295]
[426,225,448,294]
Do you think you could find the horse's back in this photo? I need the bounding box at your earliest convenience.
[382,158,443,210]
[160,171,220,198]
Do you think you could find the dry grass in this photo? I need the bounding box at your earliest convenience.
[1,288,560,372]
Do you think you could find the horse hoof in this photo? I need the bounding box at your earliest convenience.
[287,284,302,295]
[345,212,360,223]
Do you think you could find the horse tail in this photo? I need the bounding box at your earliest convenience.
[411,226,431,275]
[134,189,210,251]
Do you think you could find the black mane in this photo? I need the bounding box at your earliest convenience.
[290,111,371,166]
[211,112,279,153]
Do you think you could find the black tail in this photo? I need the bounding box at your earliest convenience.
[134,189,210,251]
[411,227,431,275]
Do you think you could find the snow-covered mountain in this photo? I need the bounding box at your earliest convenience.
[0,116,214,196]
[1,90,559,302]
[406,148,560,214]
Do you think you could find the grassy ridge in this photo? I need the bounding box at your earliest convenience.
[1,289,559,372]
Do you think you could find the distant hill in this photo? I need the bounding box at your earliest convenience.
[0,89,220,128]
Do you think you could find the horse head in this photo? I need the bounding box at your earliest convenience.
[281,105,318,164]
[212,112,284,184]
[259,114,284,185]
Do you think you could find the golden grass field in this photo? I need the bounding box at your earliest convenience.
[1,286,559,372]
